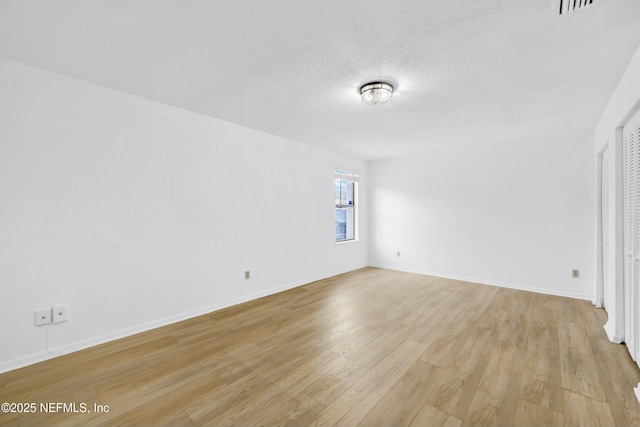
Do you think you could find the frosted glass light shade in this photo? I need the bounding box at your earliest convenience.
[360,82,394,105]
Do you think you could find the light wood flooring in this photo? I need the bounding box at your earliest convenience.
[2,267,640,426]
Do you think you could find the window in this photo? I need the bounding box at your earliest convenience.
[335,170,358,242]
[559,0,594,15]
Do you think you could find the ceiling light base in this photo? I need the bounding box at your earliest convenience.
[360,82,394,105]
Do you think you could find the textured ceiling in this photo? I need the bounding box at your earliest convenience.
[1,0,640,160]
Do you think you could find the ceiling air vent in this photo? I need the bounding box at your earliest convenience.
[559,0,595,15]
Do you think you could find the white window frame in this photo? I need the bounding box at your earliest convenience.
[335,170,358,243]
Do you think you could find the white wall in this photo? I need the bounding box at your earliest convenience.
[0,58,367,372]
[595,43,640,343]
[369,130,595,299]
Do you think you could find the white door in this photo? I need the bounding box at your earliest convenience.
[623,109,640,365]
[600,146,609,308]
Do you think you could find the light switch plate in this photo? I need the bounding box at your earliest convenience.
[35,308,51,326]
[52,305,68,323]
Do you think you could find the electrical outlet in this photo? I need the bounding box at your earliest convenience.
[572,269,580,278]
[245,270,250,280]
[35,308,51,326]
[397,251,401,257]
[52,305,68,323]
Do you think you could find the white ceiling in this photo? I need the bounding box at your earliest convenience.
[1,0,640,161]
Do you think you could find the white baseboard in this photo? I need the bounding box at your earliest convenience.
[0,267,362,374]
[603,320,623,344]
[0,351,54,375]
[368,264,594,301]
[634,383,640,404]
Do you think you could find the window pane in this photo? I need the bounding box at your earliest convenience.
[346,181,354,205]
[340,180,348,205]
[335,207,354,241]
[336,179,354,206]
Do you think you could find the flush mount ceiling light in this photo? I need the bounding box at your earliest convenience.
[360,81,394,105]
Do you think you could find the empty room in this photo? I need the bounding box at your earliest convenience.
[2,1,640,426]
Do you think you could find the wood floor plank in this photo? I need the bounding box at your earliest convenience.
[463,341,523,427]
[419,328,471,369]
[358,359,444,426]
[554,296,584,326]
[183,345,326,423]
[445,284,498,337]
[409,402,463,427]
[96,406,198,427]
[0,386,100,427]
[512,399,563,427]
[97,359,225,414]
[477,287,516,331]
[212,332,322,384]
[0,267,638,427]
[562,389,616,427]
[409,287,468,346]
[577,300,608,339]
[498,290,534,347]
[590,336,640,427]
[394,280,451,326]
[303,321,414,406]
[519,293,563,412]
[0,354,147,403]
[193,350,341,426]
[558,320,607,401]
[0,335,175,397]
[309,338,428,426]
[416,284,491,369]
[426,326,497,419]
[256,393,326,427]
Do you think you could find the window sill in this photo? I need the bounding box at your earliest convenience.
[335,239,358,246]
